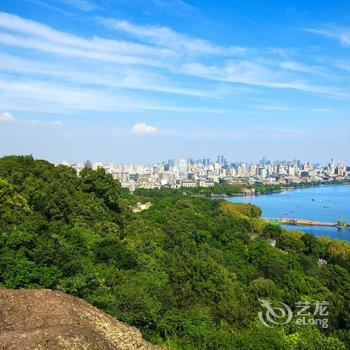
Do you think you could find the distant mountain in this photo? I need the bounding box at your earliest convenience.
[0,288,162,350]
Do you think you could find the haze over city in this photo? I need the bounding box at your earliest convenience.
[63,156,349,192]
[0,1,350,162]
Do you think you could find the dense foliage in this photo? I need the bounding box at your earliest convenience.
[1,156,350,349]
[133,183,244,199]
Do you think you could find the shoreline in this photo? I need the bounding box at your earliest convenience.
[231,180,350,198]
[226,184,350,241]
[199,182,350,201]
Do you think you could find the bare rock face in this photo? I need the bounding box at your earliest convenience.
[0,288,162,350]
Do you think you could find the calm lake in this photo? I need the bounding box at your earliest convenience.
[227,185,350,241]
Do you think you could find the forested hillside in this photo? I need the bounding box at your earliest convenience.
[1,156,350,349]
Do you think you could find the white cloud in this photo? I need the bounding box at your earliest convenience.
[0,12,342,95]
[0,112,14,122]
[279,61,325,76]
[180,61,283,87]
[0,10,347,121]
[0,12,171,67]
[0,77,231,114]
[0,53,228,99]
[0,32,164,67]
[180,61,348,98]
[132,122,157,135]
[28,119,62,125]
[307,27,350,47]
[149,0,195,13]
[56,0,96,12]
[0,111,62,125]
[101,19,245,56]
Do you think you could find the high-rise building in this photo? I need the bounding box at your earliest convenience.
[258,167,267,179]
[178,159,188,179]
[217,155,225,165]
[84,160,93,169]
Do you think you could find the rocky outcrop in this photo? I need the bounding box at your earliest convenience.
[0,288,162,350]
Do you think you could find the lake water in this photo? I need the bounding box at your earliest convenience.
[227,185,350,241]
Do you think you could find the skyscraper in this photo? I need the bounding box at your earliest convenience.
[178,159,188,179]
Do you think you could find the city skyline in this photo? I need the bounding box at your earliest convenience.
[0,1,350,162]
[62,154,349,192]
[64,155,348,168]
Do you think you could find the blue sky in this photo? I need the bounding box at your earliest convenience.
[0,0,349,164]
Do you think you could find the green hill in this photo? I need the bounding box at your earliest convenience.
[0,155,349,349]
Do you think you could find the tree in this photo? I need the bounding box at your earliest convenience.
[302,233,325,257]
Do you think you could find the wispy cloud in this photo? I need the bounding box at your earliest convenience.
[101,19,246,56]
[334,60,350,73]
[0,53,232,99]
[180,61,347,98]
[0,77,231,114]
[279,60,325,76]
[0,12,172,67]
[0,10,348,122]
[150,0,195,13]
[28,119,62,125]
[181,60,283,86]
[56,0,96,12]
[0,111,62,125]
[307,26,350,46]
